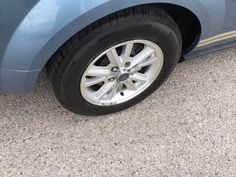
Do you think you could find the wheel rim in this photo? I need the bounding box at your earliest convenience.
[80,40,164,106]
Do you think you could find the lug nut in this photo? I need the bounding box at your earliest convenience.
[111,66,119,72]
[125,61,131,68]
[108,77,115,82]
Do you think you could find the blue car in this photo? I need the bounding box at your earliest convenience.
[0,1,235,115]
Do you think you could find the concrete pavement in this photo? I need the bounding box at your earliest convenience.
[0,48,235,177]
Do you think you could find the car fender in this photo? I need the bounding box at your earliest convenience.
[0,0,225,91]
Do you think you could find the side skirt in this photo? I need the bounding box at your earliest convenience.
[184,39,236,60]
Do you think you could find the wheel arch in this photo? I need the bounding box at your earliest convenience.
[2,0,209,70]
[42,1,206,70]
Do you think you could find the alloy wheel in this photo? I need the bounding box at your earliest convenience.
[80,40,164,106]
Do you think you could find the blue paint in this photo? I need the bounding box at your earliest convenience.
[0,0,235,92]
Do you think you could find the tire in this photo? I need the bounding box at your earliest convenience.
[47,6,182,116]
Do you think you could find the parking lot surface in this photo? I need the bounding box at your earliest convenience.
[0,48,235,177]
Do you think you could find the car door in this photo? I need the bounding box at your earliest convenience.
[223,0,236,32]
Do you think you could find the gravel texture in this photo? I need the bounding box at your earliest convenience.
[0,48,235,177]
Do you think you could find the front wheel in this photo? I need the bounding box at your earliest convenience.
[47,7,182,115]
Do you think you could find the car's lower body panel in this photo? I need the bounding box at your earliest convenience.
[185,37,236,59]
[0,69,40,92]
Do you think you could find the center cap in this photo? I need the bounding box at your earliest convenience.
[118,73,130,81]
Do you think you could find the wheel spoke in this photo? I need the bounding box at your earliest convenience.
[139,57,158,67]
[95,82,116,100]
[108,82,120,100]
[130,47,154,68]
[106,49,122,67]
[124,79,137,91]
[117,82,124,92]
[86,66,111,77]
[84,77,106,87]
[122,41,134,63]
[130,66,142,74]
[129,73,148,82]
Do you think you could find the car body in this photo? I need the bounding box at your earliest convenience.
[0,0,235,93]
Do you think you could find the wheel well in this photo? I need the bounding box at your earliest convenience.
[46,3,201,69]
[157,4,201,55]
